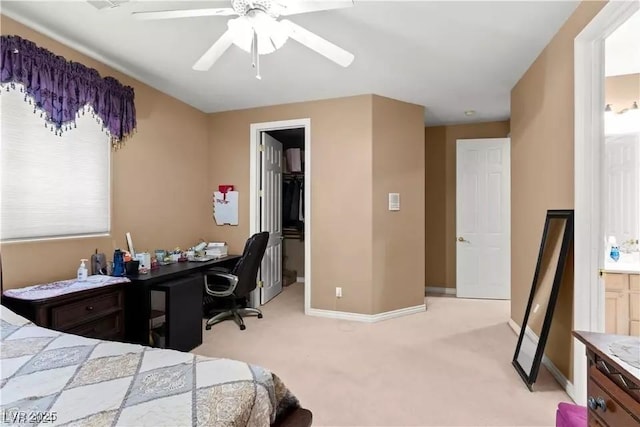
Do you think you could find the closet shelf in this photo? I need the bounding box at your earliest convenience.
[283,227,304,241]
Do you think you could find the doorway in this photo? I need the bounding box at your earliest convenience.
[455,138,511,300]
[574,0,639,405]
[249,119,311,312]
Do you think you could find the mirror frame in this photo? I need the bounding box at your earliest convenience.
[512,209,574,391]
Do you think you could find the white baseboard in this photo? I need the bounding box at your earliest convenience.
[507,319,576,401]
[425,286,456,296]
[306,304,426,323]
[296,277,305,283]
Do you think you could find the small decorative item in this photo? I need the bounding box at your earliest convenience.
[610,245,620,262]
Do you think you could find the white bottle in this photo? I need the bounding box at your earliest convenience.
[77,259,88,281]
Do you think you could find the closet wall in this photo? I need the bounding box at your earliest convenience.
[266,128,306,284]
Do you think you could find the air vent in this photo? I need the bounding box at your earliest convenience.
[87,0,129,10]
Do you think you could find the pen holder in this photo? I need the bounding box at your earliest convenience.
[125,260,140,275]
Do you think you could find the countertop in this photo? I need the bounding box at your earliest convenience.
[604,252,640,274]
[604,261,640,274]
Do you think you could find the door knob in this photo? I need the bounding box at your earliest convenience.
[457,237,466,242]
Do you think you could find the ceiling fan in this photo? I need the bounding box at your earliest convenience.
[132,0,355,79]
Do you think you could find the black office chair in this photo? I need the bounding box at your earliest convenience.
[203,232,269,331]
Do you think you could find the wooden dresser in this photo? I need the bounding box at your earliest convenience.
[573,331,640,426]
[2,276,128,341]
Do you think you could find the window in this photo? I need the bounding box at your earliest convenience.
[1,85,110,241]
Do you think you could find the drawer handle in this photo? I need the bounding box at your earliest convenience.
[587,396,606,412]
[86,305,94,311]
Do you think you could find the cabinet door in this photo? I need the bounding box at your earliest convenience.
[605,291,629,335]
[604,273,629,291]
[629,275,639,336]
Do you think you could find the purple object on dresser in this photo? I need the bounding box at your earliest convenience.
[556,402,587,427]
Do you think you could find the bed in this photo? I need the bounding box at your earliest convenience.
[0,304,311,427]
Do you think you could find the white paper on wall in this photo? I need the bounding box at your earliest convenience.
[213,191,239,225]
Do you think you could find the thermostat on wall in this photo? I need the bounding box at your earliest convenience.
[388,193,400,211]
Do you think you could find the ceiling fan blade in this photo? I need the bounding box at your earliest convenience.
[280,19,354,67]
[192,28,236,71]
[276,0,353,16]
[132,8,236,20]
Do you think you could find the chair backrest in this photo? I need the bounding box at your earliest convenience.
[231,231,270,297]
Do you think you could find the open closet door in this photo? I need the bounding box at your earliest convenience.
[260,132,284,304]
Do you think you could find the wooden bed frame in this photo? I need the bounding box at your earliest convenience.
[274,407,313,427]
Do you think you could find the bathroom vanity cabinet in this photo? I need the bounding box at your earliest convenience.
[604,272,640,336]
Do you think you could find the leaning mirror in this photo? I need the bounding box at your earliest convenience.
[512,209,574,390]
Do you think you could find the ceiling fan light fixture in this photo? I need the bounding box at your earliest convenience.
[230,15,289,55]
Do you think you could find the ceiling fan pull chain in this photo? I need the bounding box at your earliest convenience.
[251,29,262,80]
[251,29,256,68]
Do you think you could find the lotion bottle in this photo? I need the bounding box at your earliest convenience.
[77,259,88,281]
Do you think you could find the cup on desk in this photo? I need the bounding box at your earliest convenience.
[125,260,140,275]
[155,250,166,262]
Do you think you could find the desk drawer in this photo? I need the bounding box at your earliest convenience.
[588,367,640,427]
[66,312,123,340]
[51,290,122,330]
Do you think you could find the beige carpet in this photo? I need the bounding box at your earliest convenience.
[193,283,570,426]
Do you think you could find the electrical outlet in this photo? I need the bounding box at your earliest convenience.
[336,287,342,298]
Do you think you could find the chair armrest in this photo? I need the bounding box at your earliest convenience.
[204,270,238,297]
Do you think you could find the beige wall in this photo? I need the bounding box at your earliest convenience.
[208,96,375,314]
[208,95,426,314]
[605,73,640,112]
[0,15,212,290]
[372,95,425,313]
[424,121,510,288]
[510,0,606,381]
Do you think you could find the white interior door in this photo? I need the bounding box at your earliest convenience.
[456,138,511,299]
[604,133,639,247]
[260,132,283,304]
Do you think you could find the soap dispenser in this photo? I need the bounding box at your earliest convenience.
[77,259,89,281]
[608,236,620,262]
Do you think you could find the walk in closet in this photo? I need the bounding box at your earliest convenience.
[266,128,306,288]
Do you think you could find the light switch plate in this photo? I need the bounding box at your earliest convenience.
[389,193,400,211]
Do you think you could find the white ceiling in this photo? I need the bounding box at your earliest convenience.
[605,9,640,77]
[1,1,581,125]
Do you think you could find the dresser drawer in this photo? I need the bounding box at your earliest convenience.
[588,367,640,426]
[51,290,122,330]
[588,415,607,427]
[66,312,123,340]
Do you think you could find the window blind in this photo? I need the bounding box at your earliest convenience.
[1,85,110,241]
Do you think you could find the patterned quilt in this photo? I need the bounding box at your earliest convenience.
[0,305,300,426]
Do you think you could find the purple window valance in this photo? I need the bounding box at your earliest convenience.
[0,35,136,147]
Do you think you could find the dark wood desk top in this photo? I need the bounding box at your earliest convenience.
[125,255,241,285]
[573,330,640,383]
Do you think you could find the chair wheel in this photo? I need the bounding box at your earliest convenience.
[205,324,212,330]
[240,325,246,330]
[258,314,263,319]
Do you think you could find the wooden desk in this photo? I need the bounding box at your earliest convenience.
[573,331,640,426]
[124,255,240,351]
